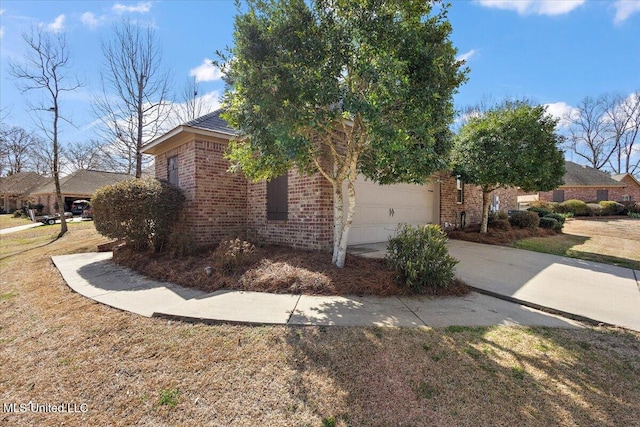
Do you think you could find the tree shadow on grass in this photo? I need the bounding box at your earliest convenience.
[283,325,640,426]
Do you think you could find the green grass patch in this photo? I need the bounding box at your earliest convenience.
[156,388,180,408]
[0,291,17,301]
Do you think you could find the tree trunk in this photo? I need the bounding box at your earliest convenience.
[52,107,67,237]
[480,189,491,234]
[135,77,144,179]
[332,182,343,265]
[334,177,356,268]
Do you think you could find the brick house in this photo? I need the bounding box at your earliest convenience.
[0,172,48,213]
[612,173,640,202]
[142,110,516,250]
[531,161,635,204]
[29,169,134,214]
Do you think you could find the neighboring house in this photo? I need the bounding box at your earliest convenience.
[612,173,640,202]
[532,161,631,204]
[142,110,516,250]
[0,172,48,213]
[29,169,134,214]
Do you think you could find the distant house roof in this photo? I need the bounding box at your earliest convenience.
[29,169,133,196]
[142,109,235,156]
[561,161,624,187]
[612,172,640,188]
[0,172,48,196]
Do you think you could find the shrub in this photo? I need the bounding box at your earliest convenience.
[92,178,185,251]
[539,217,562,231]
[508,210,540,229]
[213,237,256,273]
[629,212,640,218]
[598,201,625,216]
[488,210,508,224]
[557,199,589,216]
[624,202,640,214]
[490,219,511,231]
[386,224,458,293]
[528,206,552,217]
[530,200,558,211]
[543,212,565,224]
[586,203,602,216]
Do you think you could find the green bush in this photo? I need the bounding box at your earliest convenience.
[508,210,540,229]
[625,202,640,214]
[629,212,640,218]
[598,201,625,216]
[557,199,589,216]
[543,212,565,224]
[386,224,458,293]
[528,206,552,217]
[92,178,185,251]
[539,217,562,231]
[488,210,508,224]
[587,203,602,216]
[531,200,558,211]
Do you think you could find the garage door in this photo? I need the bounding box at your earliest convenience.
[345,175,439,245]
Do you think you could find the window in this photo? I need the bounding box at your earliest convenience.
[267,173,288,220]
[167,156,179,186]
[456,178,464,204]
[552,190,565,203]
[596,189,608,201]
[622,195,632,202]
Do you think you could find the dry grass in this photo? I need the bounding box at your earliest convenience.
[114,244,470,297]
[0,213,34,229]
[448,223,557,245]
[2,224,640,426]
[514,218,640,270]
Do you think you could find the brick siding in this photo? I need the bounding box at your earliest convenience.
[439,174,517,228]
[539,186,629,203]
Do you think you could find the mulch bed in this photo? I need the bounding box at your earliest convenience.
[448,224,557,245]
[113,245,470,297]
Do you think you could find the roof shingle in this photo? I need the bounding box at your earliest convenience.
[0,172,48,196]
[561,161,624,187]
[29,169,134,195]
[184,109,235,135]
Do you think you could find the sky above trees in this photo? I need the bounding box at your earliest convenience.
[1,0,639,173]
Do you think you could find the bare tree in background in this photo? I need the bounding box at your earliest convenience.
[29,134,54,177]
[565,95,616,170]
[64,140,110,173]
[172,77,210,124]
[0,126,36,175]
[94,19,171,178]
[604,91,640,176]
[9,27,82,237]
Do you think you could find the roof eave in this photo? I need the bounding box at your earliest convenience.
[142,125,235,155]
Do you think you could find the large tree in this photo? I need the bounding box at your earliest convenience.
[94,19,171,177]
[0,126,34,175]
[221,0,467,267]
[9,28,82,236]
[453,102,565,233]
[603,91,640,176]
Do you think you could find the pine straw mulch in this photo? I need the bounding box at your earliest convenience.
[448,224,558,245]
[113,244,470,297]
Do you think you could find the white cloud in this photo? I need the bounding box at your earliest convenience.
[80,12,100,29]
[613,0,640,23]
[544,101,579,127]
[0,9,5,15]
[46,14,66,32]
[112,2,152,14]
[0,27,4,39]
[456,49,478,62]
[189,58,224,83]
[475,0,585,16]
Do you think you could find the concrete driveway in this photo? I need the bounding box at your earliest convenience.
[353,240,640,331]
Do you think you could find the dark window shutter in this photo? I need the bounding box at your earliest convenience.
[267,174,288,220]
[168,156,179,186]
[552,190,565,202]
[596,189,608,201]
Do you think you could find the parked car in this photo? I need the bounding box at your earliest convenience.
[41,212,73,225]
[81,205,93,220]
[70,200,90,216]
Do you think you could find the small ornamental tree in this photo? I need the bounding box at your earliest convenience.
[452,102,565,233]
[220,0,467,267]
[92,178,185,251]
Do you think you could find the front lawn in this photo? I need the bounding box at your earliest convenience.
[0,213,34,229]
[514,218,640,270]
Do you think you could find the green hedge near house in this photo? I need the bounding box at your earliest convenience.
[92,178,185,252]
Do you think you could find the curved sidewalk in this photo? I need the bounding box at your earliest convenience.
[52,251,587,329]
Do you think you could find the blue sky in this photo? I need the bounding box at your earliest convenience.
[1,0,639,148]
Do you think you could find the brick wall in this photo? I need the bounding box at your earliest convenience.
[539,186,629,203]
[154,136,248,246]
[439,174,517,228]
[247,169,334,251]
[618,175,640,202]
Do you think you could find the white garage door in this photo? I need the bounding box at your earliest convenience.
[345,175,439,245]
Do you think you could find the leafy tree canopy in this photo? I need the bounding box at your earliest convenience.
[221,0,468,184]
[453,101,565,194]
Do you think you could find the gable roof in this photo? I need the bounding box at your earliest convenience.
[0,172,48,196]
[612,173,640,188]
[183,109,235,135]
[29,169,133,196]
[142,109,235,155]
[561,161,624,187]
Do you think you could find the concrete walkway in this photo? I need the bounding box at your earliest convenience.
[53,251,585,329]
[0,222,43,235]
